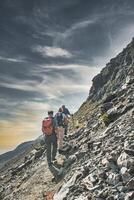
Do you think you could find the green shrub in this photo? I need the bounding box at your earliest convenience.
[100,113,110,126]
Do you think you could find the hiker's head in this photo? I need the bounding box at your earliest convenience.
[48,110,53,117]
[62,105,65,109]
[58,107,62,112]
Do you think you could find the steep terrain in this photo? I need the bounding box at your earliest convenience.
[0,39,134,200]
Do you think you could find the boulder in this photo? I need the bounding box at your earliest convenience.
[117,152,134,170]
[120,167,131,183]
[100,102,113,112]
[103,93,117,104]
[106,172,120,185]
[126,178,134,190]
[125,191,134,200]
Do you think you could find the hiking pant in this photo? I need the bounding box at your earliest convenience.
[45,134,57,165]
[57,126,64,150]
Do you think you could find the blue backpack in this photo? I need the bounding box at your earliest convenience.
[56,112,64,126]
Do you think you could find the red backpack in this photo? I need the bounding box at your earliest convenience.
[42,117,54,135]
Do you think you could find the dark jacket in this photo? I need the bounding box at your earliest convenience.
[62,107,70,115]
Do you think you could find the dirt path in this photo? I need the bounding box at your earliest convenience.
[4,159,62,200]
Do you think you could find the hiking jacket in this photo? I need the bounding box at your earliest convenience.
[62,108,70,116]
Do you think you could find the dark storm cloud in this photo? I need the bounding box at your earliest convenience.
[0,0,134,120]
[0,0,134,64]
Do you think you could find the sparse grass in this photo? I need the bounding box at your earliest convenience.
[69,100,100,131]
[100,113,110,127]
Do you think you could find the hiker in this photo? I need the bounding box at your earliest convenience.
[42,111,58,166]
[61,105,71,135]
[55,108,66,154]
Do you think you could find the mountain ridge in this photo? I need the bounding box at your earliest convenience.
[0,38,134,200]
[0,141,34,169]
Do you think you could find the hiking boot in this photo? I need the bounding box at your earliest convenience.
[51,168,63,183]
[48,162,52,166]
[58,167,63,177]
[58,149,63,154]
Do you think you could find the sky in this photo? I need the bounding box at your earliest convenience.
[0,0,134,154]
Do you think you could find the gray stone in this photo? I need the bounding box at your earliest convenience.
[126,178,134,190]
[125,191,134,200]
[117,185,126,192]
[101,158,109,166]
[124,148,134,156]
[119,192,126,199]
[117,152,134,170]
[106,172,120,185]
[106,196,115,200]
[89,173,98,184]
[98,170,107,179]
[75,151,87,160]
[110,150,119,162]
[120,167,131,183]
[64,155,77,168]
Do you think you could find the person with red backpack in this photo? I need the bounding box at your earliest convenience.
[42,111,58,166]
[55,108,66,154]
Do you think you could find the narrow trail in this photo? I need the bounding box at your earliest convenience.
[3,158,63,200]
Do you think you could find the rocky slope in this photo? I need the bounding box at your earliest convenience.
[0,39,134,200]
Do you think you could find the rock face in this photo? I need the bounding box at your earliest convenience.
[53,109,134,200]
[53,39,134,200]
[0,39,134,200]
[89,38,134,101]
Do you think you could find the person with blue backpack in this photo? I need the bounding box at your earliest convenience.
[55,108,66,154]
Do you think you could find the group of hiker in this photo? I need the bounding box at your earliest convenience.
[42,105,71,166]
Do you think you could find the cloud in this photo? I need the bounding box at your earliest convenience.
[33,45,72,58]
[0,74,41,92]
[48,18,98,47]
[38,64,89,70]
[33,64,101,100]
[0,63,101,101]
[0,56,25,63]
[62,18,98,39]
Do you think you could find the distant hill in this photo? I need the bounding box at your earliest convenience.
[0,141,34,169]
